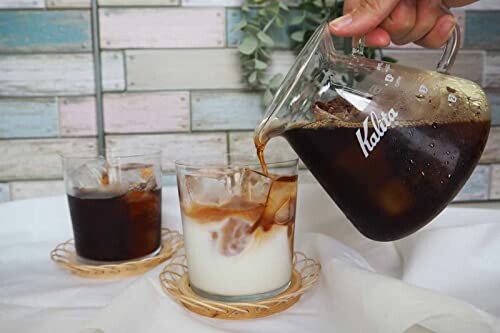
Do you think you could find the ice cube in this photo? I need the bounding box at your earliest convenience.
[68,157,109,190]
[274,197,296,225]
[218,217,252,256]
[240,168,273,205]
[118,163,159,191]
[184,169,233,206]
[260,177,297,223]
[377,179,413,217]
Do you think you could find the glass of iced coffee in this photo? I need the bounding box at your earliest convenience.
[62,149,162,264]
[175,155,298,302]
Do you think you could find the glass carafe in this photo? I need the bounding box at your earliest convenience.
[255,23,490,241]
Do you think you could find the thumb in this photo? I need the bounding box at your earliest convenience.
[329,0,400,37]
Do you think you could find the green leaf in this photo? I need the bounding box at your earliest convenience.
[289,13,306,26]
[291,30,305,42]
[239,35,258,55]
[242,58,254,65]
[245,24,261,34]
[260,76,270,85]
[232,18,247,32]
[255,59,268,70]
[259,48,272,59]
[275,15,285,27]
[248,71,257,85]
[279,2,289,11]
[257,31,275,47]
[306,12,324,24]
[241,5,250,12]
[382,56,398,63]
[312,0,323,7]
[269,73,284,89]
[263,89,274,106]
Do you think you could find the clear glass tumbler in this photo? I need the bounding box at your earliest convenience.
[175,155,299,302]
[62,148,162,264]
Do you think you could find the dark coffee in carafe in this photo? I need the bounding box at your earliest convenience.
[256,98,490,241]
[254,23,491,241]
[283,102,489,240]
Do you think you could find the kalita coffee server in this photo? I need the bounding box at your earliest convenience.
[254,23,490,241]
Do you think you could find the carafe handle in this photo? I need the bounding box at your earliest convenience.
[351,24,461,74]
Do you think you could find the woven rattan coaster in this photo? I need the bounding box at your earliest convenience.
[159,250,321,320]
[51,228,183,279]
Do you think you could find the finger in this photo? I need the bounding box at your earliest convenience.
[392,0,442,45]
[414,14,456,48]
[365,28,391,47]
[329,0,400,37]
[342,0,361,13]
[443,0,479,7]
[379,0,417,41]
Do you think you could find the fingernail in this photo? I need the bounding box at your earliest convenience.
[329,14,353,31]
[440,18,455,38]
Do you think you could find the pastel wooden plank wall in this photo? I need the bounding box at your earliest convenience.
[99,0,178,5]
[0,1,44,8]
[106,133,227,172]
[486,52,500,88]
[0,138,97,180]
[191,91,262,131]
[0,10,91,52]
[0,52,124,96]
[100,8,225,48]
[183,0,242,6]
[465,11,500,49]
[126,49,245,90]
[481,127,500,164]
[0,98,58,138]
[48,0,180,7]
[491,165,500,199]
[103,92,190,133]
[454,165,491,202]
[487,90,500,125]
[59,96,97,137]
[0,2,499,203]
[47,0,91,8]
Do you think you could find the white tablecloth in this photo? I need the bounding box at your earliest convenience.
[0,184,499,333]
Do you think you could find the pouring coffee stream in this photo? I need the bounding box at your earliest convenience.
[254,23,490,241]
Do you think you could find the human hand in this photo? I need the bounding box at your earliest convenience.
[329,0,478,48]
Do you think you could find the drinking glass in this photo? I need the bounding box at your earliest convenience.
[62,148,162,264]
[175,155,298,302]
